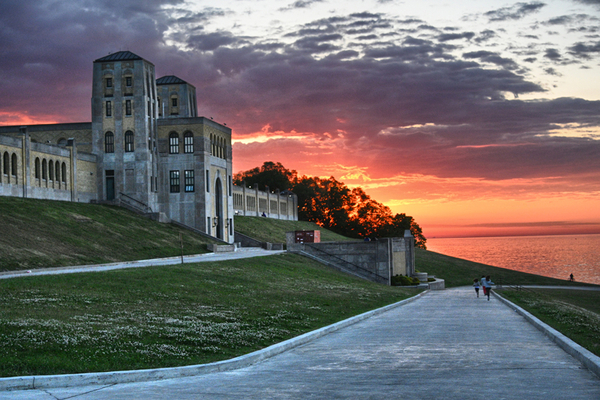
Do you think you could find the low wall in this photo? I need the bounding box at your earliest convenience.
[287,234,415,285]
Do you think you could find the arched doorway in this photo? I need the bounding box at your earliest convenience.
[215,177,223,240]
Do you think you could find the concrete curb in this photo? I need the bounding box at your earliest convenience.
[493,291,600,379]
[0,291,428,391]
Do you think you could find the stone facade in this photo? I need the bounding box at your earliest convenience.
[0,51,238,244]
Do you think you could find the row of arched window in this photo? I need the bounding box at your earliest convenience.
[1,151,68,189]
[169,131,194,154]
[1,151,18,184]
[210,133,227,159]
[34,157,67,188]
[105,131,134,153]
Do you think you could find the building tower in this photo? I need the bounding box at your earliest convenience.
[91,51,159,211]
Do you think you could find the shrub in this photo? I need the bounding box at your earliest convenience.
[391,274,420,286]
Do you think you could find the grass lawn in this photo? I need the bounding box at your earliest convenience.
[499,288,600,357]
[0,197,217,272]
[0,253,418,377]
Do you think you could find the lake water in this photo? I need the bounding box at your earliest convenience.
[426,234,600,285]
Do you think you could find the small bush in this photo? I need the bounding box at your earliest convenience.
[391,275,420,286]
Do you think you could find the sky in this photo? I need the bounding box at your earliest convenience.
[1,0,600,238]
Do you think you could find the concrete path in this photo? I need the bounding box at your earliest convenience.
[3,288,600,399]
[0,248,286,280]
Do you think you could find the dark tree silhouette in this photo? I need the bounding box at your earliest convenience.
[234,161,427,249]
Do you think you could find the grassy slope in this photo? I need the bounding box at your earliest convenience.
[0,197,218,272]
[0,253,416,376]
[234,216,354,243]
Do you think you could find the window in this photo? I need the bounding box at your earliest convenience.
[206,170,210,192]
[11,154,17,178]
[35,158,40,179]
[105,131,114,153]
[125,100,132,116]
[169,132,179,154]
[62,163,67,183]
[3,152,9,175]
[55,162,60,185]
[106,78,112,88]
[184,132,194,153]
[42,159,47,180]
[49,160,54,181]
[170,170,180,193]
[126,76,132,87]
[125,130,134,152]
[172,97,178,107]
[106,101,112,117]
[185,170,194,192]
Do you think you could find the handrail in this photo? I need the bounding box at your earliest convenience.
[304,243,387,281]
[118,192,152,213]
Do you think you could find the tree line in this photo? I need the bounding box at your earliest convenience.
[234,161,427,249]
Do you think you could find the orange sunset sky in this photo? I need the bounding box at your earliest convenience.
[2,0,599,238]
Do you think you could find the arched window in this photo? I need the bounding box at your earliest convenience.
[11,153,17,178]
[125,130,134,152]
[35,158,40,179]
[55,162,60,187]
[62,163,67,183]
[3,152,9,175]
[42,159,47,180]
[105,131,114,153]
[49,160,54,181]
[169,132,179,154]
[184,132,194,153]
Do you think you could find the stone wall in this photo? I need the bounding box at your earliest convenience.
[287,233,415,285]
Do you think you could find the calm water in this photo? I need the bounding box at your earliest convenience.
[426,234,600,285]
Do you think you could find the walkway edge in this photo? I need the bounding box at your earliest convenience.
[0,291,428,391]
[494,291,600,378]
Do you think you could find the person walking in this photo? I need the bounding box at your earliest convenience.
[480,275,487,297]
[473,278,480,298]
[483,275,494,301]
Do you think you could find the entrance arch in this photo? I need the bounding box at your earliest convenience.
[215,177,223,240]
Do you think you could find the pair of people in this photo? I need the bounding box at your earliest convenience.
[473,275,494,300]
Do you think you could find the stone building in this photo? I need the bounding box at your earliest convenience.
[0,51,288,244]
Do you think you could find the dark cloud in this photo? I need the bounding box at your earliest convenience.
[279,0,324,11]
[437,32,475,42]
[484,2,546,22]
[568,40,600,58]
[463,51,519,69]
[187,32,237,51]
[474,30,497,43]
[544,48,562,60]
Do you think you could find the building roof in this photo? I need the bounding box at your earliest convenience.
[94,51,144,63]
[156,75,188,85]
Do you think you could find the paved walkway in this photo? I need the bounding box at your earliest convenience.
[0,248,286,280]
[3,288,600,399]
